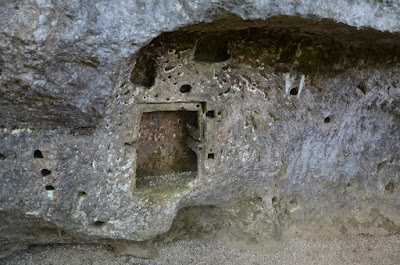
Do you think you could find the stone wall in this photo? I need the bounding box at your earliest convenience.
[1,0,400,259]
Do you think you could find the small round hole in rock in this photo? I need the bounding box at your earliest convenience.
[180,85,191,93]
[289,88,298,95]
[34,150,43,158]
[93,221,105,227]
[41,169,51,176]
[208,153,215,159]
[272,196,278,204]
[324,117,331,123]
[0,153,5,160]
[45,185,54,191]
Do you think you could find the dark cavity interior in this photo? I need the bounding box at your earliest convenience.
[135,111,198,187]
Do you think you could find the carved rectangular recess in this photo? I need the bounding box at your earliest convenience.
[134,103,204,190]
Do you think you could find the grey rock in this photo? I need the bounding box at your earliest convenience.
[1,0,400,259]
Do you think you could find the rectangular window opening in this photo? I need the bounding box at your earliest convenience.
[135,110,200,189]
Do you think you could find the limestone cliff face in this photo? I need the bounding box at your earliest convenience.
[1,0,400,259]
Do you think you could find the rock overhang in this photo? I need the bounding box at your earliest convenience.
[1,0,400,259]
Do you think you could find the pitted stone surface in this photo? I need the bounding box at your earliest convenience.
[1,0,400,259]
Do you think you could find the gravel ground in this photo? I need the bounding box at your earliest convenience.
[2,234,400,265]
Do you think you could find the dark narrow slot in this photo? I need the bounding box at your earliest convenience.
[93,221,105,227]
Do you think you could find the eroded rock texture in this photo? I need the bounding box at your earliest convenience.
[1,0,400,259]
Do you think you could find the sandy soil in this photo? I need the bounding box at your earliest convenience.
[2,234,400,265]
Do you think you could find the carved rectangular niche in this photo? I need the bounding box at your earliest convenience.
[134,103,204,190]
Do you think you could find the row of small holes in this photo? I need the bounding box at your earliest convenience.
[35,150,52,176]
[34,150,105,227]
[206,110,217,160]
[34,150,55,192]
[34,150,54,191]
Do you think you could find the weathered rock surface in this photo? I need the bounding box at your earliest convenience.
[1,0,400,259]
